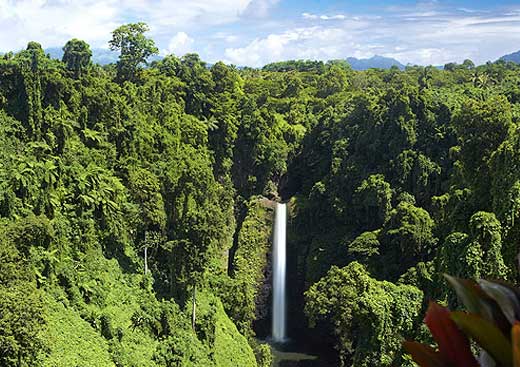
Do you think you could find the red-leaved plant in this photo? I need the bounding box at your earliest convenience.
[404,275,520,367]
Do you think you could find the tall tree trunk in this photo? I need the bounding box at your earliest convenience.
[144,246,148,274]
[191,284,196,331]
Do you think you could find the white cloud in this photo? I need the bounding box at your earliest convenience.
[224,26,351,66]
[302,13,347,20]
[0,0,256,51]
[0,0,119,50]
[302,13,317,20]
[163,32,194,56]
[302,2,520,65]
[122,0,251,29]
[380,8,520,64]
[0,1,520,66]
[242,0,280,18]
[212,32,240,43]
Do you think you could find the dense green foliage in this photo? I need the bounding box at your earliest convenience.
[222,198,274,339]
[0,26,258,366]
[1,22,520,366]
[305,262,423,367]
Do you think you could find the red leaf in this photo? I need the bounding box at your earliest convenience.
[403,341,447,367]
[424,301,478,367]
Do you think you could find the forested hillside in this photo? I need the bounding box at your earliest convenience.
[1,22,519,367]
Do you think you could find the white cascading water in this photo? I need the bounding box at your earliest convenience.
[272,202,287,343]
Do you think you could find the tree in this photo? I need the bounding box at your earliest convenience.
[62,39,92,77]
[354,174,393,229]
[317,65,349,97]
[109,22,158,82]
[454,96,512,205]
[127,167,166,274]
[208,62,243,176]
[390,150,440,205]
[305,262,422,367]
[468,211,507,279]
[176,53,215,117]
[347,230,380,266]
[24,41,46,72]
[379,202,436,279]
[462,59,475,69]
[0,222,46,366]
[44,102,77,155]
[436,211,507,307]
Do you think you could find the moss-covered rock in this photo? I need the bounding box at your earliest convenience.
[223,197,274,339]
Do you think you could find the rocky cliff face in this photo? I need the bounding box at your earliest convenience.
[226,196,275,338]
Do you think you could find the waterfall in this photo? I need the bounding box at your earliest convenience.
[272,202,287,343]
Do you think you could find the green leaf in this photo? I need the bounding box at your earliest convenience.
[451,311,512,366]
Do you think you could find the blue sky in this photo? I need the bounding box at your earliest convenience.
[1,0,520,66]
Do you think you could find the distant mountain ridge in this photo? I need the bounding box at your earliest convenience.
[44,47,407,70]
[499,50,520,63]
[45,47,407,70]
[346,55,405,70]
[37,48,520,69]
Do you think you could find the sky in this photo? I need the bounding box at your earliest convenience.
[1,0,520,67]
